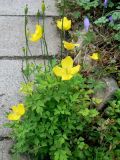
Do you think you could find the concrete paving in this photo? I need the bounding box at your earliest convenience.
[0,17,59,57]
[0,140,12,160]
[0,59,47,137]
[0,60,23,137]
[0,140,27,160]
[0,0,59,159]
[0,0,58,16]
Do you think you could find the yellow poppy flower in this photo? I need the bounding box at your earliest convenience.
[53,56,80,80]
[29,24,43,42]
[63,41,80,50]
[57,17,71,31]
[90,53,99,61]
[8,104,25,121]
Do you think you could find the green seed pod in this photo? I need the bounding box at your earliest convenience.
[24,4,28,15]
[41,1,46,13]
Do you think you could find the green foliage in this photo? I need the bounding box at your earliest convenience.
[8,64,97,159]
[94,17,109,25]
[57,0,120,84]
[83,31,96,46]
[57,0,120,44]
[94,10,120,42]
[9,63,120,159]
[76,0,99,10]
[8,0,120,159]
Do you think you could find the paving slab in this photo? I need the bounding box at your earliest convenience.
[0,140,27,160]
[0,140,12,160]
[0,16,60,57]
[0,0,58,16]
[0,59,46,136]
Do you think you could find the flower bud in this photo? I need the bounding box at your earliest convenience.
[104,0,108,8]
[41,1,46,13]
[24,4,28,15]
[108,16,113,22]
[36,10,41,19]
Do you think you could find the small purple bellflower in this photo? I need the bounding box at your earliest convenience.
[84,17,90,32]
[104,0,108,8]
[108,16,113,22]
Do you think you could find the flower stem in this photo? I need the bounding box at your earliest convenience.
[24,9,28,67]
[40,40,46,71]
[24,5,37,77]
[61,0,66,59]
[42,1,51,70]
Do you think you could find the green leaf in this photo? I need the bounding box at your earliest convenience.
[92,98,103,105]
[36,106,43,115]
[94,17,108,25]
[72,11,81,19]
[54,150,68,160]
[79,108,90,116]
[90,109,99,117]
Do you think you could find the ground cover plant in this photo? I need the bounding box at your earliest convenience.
[57,0,120,84]
[7,0,120,160]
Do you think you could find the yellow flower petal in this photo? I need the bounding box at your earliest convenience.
[63,41,80,50]
[12,104,25,116]
[8,113,21,121]
[62,74,73,81]
[53,66,65,77]
[29,34,42,42]
[63,17,71,30]
[57,20,62,30]
[35,24,42,34]
[17,104,25,116]
[57,17,71,31]
[53,56,80,81]
[71,65,80,75]
[90,53,99,61]
[8,103,25,121]
[29,24,43,42]
[61,56,73,69]
[12,106,18,113]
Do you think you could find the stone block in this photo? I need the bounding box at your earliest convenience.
[0,59,45,136]
[0,16,60,57]
[0,140,28,160]
[0,140,12,160]
[0,0,58,16]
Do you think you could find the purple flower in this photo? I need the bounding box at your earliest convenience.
[108,16,113,22]
[84,17,90,32]
[104,0,108,8]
